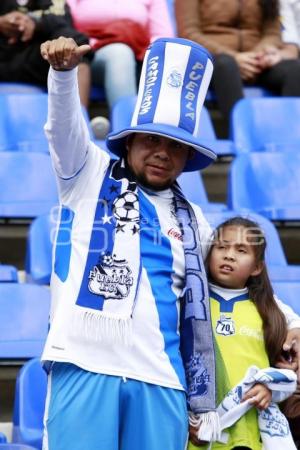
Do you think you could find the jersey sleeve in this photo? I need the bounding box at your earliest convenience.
[44,67,110,199]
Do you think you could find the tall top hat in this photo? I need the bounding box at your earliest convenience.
[106,37,216,172]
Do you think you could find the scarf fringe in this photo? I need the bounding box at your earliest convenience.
[72,308,133,346]
[189,411,221,442]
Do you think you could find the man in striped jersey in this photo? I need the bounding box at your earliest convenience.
[40,36,300,450]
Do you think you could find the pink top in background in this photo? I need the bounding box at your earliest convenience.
[67,0,175,42]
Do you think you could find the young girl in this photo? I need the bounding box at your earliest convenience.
[189,216,291,450]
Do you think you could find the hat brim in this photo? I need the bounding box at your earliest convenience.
[106,123,217,172]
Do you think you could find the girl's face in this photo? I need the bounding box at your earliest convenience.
[209,225,263,289]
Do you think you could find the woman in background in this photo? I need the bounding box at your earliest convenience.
[67,0,174,112]
[175,0,300,132]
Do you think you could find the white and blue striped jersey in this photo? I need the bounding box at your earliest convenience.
[41,68,212,391]
[42,67,300,390]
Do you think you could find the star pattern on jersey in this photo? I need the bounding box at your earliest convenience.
[109,184,119,194]
[102,212,113,224]
[116,223,126,233]
[131,224,139,235]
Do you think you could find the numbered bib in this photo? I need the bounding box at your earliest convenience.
[216,314,235,336]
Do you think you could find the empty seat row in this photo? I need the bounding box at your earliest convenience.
[0,92,95,154]
[228,152,300,221]
[1,147,299,222]
[5,88,300,156]
[1,87,300,158]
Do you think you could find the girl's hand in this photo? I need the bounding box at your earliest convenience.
[243,383,272,410]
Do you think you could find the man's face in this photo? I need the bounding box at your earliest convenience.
[126,133,194,190]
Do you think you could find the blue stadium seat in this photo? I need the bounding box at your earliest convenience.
[204,210,300,282]
[228,152,300,220]
[186,106,235,157]
[178,172,227,211]
[0,82,46,95]
[272,281,300,315]
[0,94,49,153]
[230,97,300,153]
[0,445,38,449]
[110,95,136,131]
[206,86,272,105]
[0,283,50,360]
[0,265,18,282]
[12,359,47,450]
[242,86,273,99]
[0,152,58,218]
[0,92,95,152]
[25,213,57,285]
[111,95,235,156]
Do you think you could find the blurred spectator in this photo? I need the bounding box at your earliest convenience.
[67,0,175,112]
[280,0,300,54]
[175,0,300,130]
[0,0,92,107]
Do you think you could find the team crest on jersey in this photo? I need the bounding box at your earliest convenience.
[260,404,289,437]
[216,314,235,336]
[167,69,183,88]
[88,253,133,300]
[186,353,210,397]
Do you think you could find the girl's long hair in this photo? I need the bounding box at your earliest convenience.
[208,216,287,366]
[259,0,279,20]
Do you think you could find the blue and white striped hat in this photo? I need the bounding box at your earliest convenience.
[106,37,216,172]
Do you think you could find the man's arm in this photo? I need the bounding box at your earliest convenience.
[275,295,300,379]
[276,295,300,330]
[41,37,92,179]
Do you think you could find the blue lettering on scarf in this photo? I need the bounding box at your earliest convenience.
[260,404,289,437]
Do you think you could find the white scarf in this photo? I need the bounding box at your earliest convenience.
[199,366,297,449]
